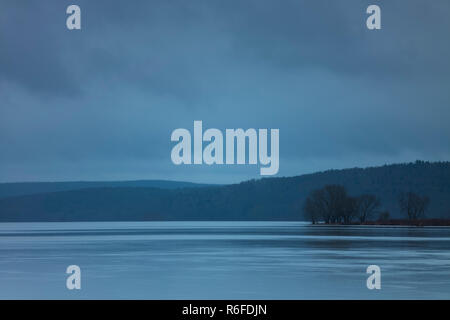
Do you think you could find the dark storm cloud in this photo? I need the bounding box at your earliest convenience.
[229,0,450,78]
[1,0,450,183]
[0,2,82,96]
[77,0,450,80]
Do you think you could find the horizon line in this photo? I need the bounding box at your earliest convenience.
[1,159,448,185]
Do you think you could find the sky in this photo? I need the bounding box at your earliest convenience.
[1,0,450,184]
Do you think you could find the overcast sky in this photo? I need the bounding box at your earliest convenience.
[1,0,450,184]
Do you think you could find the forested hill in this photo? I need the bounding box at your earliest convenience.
[0,161,449,222]
[0,180,212,199]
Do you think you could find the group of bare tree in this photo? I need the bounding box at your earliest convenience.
[303,185,430,224]
[303,185,380,224]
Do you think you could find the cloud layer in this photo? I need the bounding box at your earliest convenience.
[1,0,450,183]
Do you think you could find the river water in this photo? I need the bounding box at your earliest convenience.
[0,221,449,299]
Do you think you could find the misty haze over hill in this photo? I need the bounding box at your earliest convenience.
[0,161,449,222]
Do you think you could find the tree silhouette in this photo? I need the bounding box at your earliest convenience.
[303,185,357,224]
[303,195,322,224]
[399,192,430,220]
[356,194,380,223]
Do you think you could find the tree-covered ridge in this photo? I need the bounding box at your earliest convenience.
[0,180,214,199]
[0,161,449,222]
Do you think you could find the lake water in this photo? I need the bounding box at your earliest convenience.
[0,221,449,299]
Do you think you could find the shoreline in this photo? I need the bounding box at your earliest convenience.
[315,219,450,227]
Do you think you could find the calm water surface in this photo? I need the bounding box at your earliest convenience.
[0,221,449,299]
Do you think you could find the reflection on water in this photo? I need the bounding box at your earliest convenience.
[0,221,449,299]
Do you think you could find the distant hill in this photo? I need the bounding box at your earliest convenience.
[0,180,213,199]
[0,161,449,222]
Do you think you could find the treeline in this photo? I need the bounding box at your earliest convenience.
[0,161,448,222]
[303,184,430,224]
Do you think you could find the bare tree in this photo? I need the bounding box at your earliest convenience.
[303,196,320,224]
[303,185,355,224]
[399,192,430,220]
[341,195,358,224]
[323,185,350,223]
[356,194,381,223]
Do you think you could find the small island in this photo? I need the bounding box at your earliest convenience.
[303,185,450,226]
